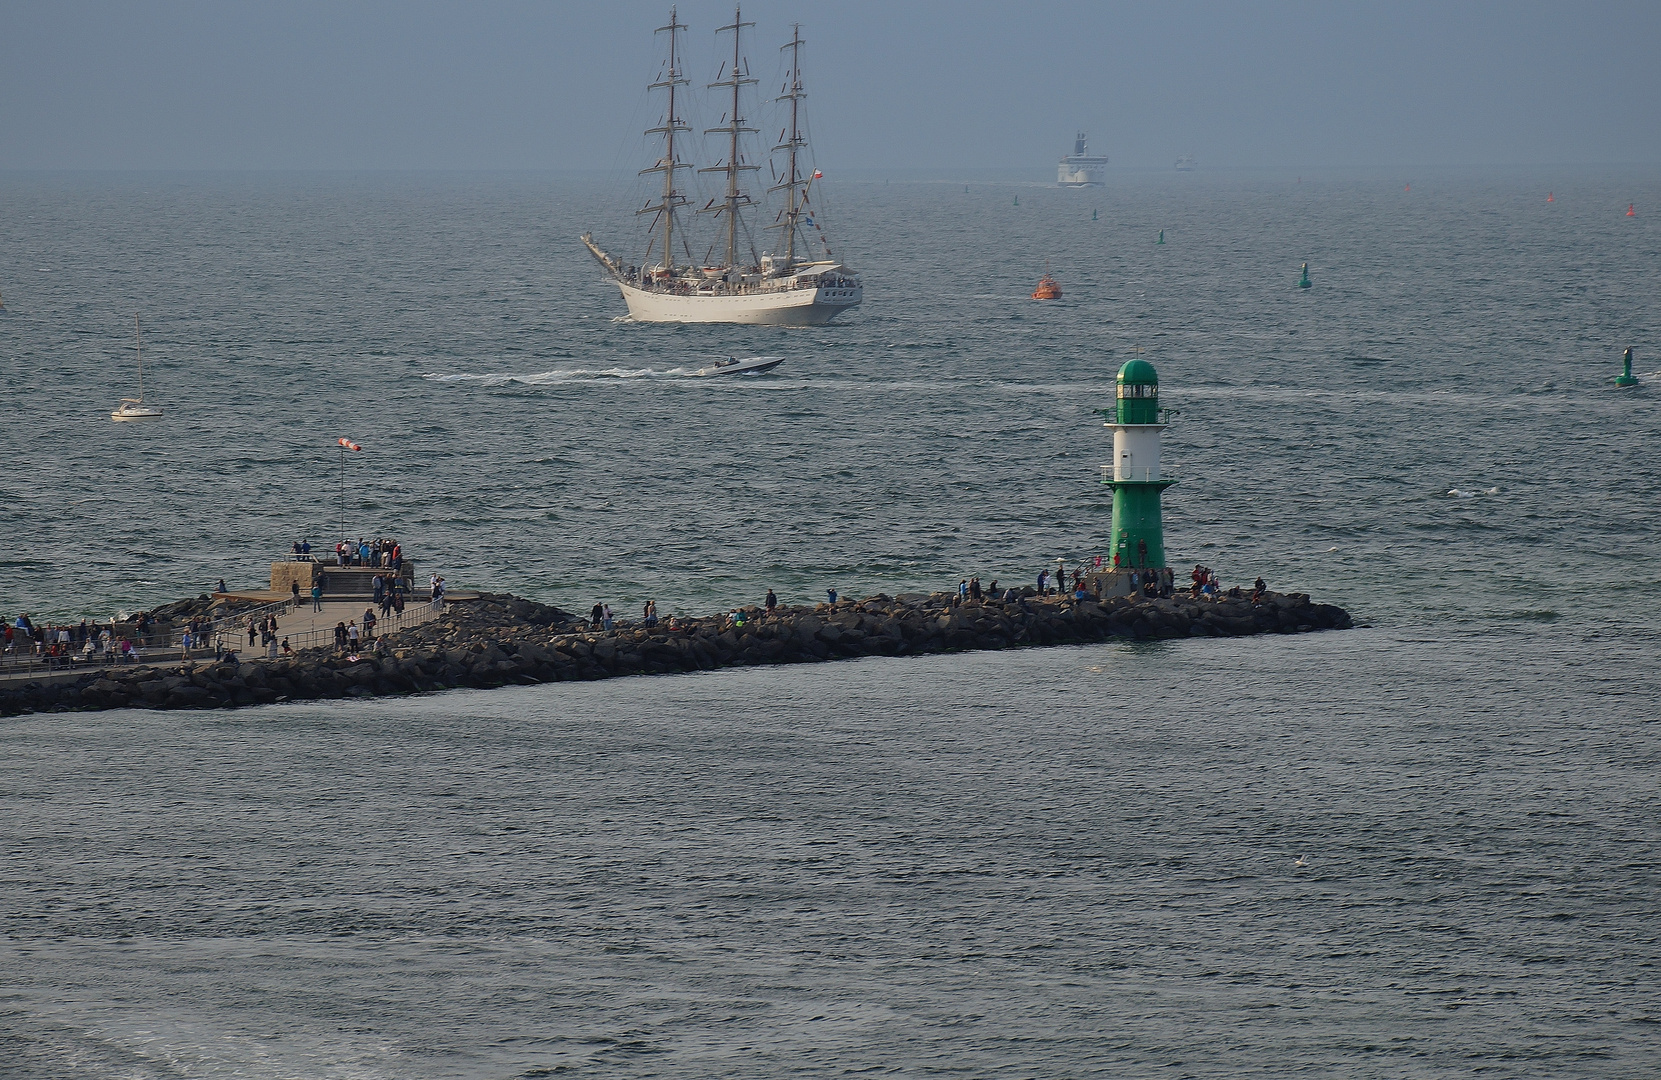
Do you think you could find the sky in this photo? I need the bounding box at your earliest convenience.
[1,0,1657,172]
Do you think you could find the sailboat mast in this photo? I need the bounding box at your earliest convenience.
[134,315,143,401]
[639,8,690,273]
[701,8,757,272]
[663,11,680,271]
[773,26,806,270]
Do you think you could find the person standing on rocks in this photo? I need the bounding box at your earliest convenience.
[363,607,377,640]
[1037,569,1049,595]
[346,621,360,652]
[602,605,614,632]
[826,588,837,604]
[591,602,603,630]
[334,621,347,653]
[765,589,777,616]
[248,619,258,648]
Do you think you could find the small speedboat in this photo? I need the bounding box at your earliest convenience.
[1031,273,1062,300]
[692,355,785,377]
[1031,259,1062,300]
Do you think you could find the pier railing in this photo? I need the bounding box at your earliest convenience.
[271,599,445,655]
[0,599,446,681]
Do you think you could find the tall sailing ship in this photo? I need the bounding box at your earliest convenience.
[581,9,862,325]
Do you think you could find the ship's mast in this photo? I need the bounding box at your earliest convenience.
[770,25,808,271]
[135,315,144,401]
[700,7,757,272]
[638,7,692,273]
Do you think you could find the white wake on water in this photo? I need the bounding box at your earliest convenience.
[422,366,695,385]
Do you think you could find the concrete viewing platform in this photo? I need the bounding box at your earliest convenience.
[269,556,416,600]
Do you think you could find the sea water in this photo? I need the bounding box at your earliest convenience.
[1,169,1658,1076]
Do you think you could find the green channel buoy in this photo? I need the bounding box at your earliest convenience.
[1615,347,1639,387]
[1014,195,1019,206]
[1298,263,1312,289]
[1092,208,1098,221]
[1157,229,1165,244]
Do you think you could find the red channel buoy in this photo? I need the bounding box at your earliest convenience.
[1546,192,1554,202]
[1627,203,1637,216]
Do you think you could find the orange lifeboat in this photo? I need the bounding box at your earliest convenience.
[1031,272,1062,300]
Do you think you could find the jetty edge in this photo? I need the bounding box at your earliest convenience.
[0,587,1351,716]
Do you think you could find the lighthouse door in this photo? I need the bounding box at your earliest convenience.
[1119,450,1133,479]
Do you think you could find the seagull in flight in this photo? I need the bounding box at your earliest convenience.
[1294,855,1309,868]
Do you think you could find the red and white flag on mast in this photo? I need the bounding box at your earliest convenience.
[812,170,822,178]
[337,437,362,451]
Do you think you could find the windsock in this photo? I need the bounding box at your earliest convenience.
[337,437,362,451]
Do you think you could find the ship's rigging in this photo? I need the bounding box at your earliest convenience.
[579,6,862,325]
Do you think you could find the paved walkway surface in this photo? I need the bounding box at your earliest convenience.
[2,591,465,683]
[231,597,435,652]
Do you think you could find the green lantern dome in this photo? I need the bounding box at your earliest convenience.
[1117,359,1159,386]
[1115,359,1160,424]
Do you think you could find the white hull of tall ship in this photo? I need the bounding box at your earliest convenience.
[615,281,862,325]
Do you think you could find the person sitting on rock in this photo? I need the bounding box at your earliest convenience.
[1252,577,1267,604]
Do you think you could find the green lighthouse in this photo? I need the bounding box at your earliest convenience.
[1103,359,1176,575]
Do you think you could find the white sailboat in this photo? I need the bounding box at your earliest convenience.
[582,9,862,326]
[111,315,163,422]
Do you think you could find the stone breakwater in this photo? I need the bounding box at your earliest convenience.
[0,588,1351,716]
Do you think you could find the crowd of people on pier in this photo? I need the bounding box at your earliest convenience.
[4,614,148,668]
[331,537,403,570]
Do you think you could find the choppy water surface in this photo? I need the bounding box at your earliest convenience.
[2,169,1660,1076]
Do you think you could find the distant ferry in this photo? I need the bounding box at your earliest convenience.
[1058,133,1109,187]
[1174,155,1197,172]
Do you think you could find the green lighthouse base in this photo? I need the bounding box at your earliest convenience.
[1107,476,1177,572]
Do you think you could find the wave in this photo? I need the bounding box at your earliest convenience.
[422,366,694,385]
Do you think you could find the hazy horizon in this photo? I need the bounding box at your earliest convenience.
[2,1,1658,174]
